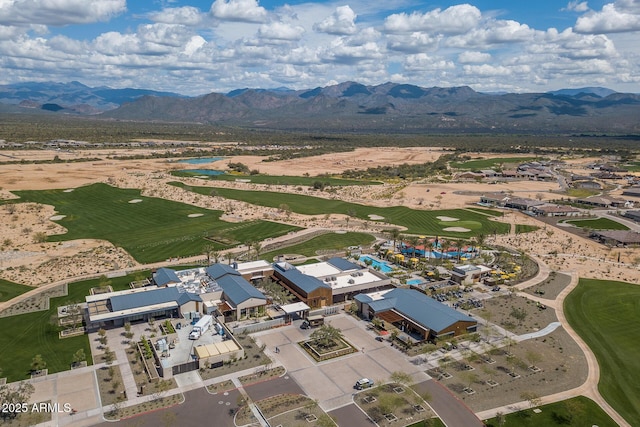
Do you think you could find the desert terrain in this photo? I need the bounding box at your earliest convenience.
[1,146,639,287]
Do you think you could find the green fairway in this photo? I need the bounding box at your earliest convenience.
[260,232,375,261]
[484,396,617,427]
[564,217,629,230]
[171,170,381,186]
[171,183,509,238]
[515,224,540,234]
[0,272,141,382]
[0,279,32,302]
[564,279,640,426]
[450,156,539,170]
[11,183,300,263]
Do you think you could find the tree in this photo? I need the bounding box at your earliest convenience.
[72,349,86,366]
[510,307,527,326]
[309,324,344,348]
[388,228,402,253]
[65,301,82,330]
[98,328,108,347]
[0,381,35,420]
[103,346,115,365]
[260,278,293,306]
[525,350,542,369]
[389,371,413,386]
[253,241,262,260]
[203,243,217,265]
[30,354,47,373]
[98,275,112,290]
[462,371,479,391]
[520,391,542,409]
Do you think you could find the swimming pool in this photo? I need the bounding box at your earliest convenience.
[359,256,394,273]
[177,157,225,164]
[407,279,423,285]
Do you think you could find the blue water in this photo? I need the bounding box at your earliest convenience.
[180,169,225,176]
[359,256,393,273]
[177,157,225,164]
[407,279,423,285]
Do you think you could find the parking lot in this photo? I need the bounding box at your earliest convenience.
[252,313,430,411]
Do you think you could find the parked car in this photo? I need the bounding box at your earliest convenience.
[355,378,374,390]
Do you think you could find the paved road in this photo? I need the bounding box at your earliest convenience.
[329,403,375,427]
[413,379,484,427]
[95,387,242,427]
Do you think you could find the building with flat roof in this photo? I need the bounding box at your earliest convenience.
[531,204,582,217]
[355,288,477,341]
[590,230,640,246]
[273,257,393,308]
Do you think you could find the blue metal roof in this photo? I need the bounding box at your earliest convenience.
[354,293,373,303]
[327,257,361,272]
[370,288,475,333]
[217,275,266,306]
[280,268,330,294]
[205,263,240,280]
[153,268,180,286]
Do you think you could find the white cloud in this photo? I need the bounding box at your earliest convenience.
[575,1,640,33]
[563,1,590,13]
[446,20,535,48]
[258,22,305,41]
[0,0,126,26]
[463,64,512,77]
[313,5,357,35]
[210,0,267,23]
[149,6,203,26]
[403,53,455,72]
[386,32,440,53]
[458,51,492,63]
[384,4,482,35]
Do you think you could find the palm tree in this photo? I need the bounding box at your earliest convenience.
[407,235,420,260]
[253,241,263,261]
[388,228,402,253]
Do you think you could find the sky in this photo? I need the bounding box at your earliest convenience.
[0,0,639,95]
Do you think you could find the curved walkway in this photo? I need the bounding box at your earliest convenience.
[478,269,630,426]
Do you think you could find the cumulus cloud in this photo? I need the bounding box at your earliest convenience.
[458,51,492,63]
[384,4,481,35]
[575,1,640,33]
[386,32,440,53]
[313,5,357,35]
[403,53,455,72]
[149,6,203,26]
[446,20,535,48]
[563,1,590,12]
[0,0,126,26]
[210,0,267,23]
[258,22,305,41]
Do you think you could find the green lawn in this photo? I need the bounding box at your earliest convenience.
[564,279,640,426]
[484,396,617,427]
[564,217,629,230]
[171,170,381,186]
[515,224,540,234]
[172,183,509,238]
[0,272,142,382]
[260,232,375,261]
[450,157,539,170]
[11,183,300,263]
[0,279,32,302]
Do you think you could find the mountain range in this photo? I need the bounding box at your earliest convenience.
[2,81,639,133]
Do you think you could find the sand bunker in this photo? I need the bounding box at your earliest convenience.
[63,189,74,193]
[49,215,66,221]
[443,226,471,232]
[188,213,204,218]
[437,216,459,222]
[128,199,143,204]
[368,214,385,220]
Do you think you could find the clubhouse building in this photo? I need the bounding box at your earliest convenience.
[273,257,393,308]
[85,263,267,329]
[355,288,477,341]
